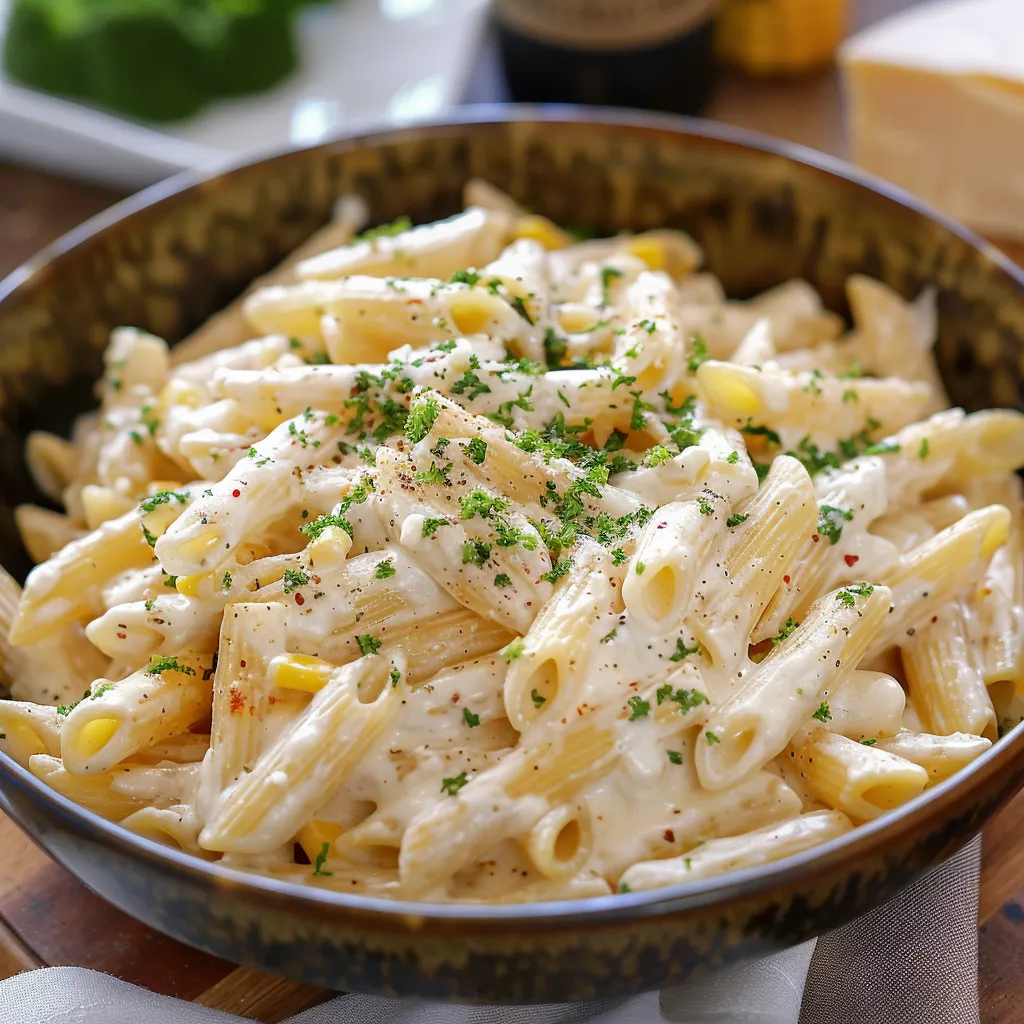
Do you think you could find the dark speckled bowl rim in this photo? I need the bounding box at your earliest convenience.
[2,105,1024,927]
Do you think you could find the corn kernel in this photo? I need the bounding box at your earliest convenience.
[697,364,764,416]
[76,718,119,758]
[512,215,572,251]
[308,526,352,568]
[272,654,335,694]
[296,820,344,865]
[624,238,666,272]
[175,574,209,598]
[449,295,496,336]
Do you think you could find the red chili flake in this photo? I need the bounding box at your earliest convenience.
[232,489,241,498]
[228,687,246,714]
[844,554,860,567]
[663,829,675,843]
[116,632,127,640]
[783,575,791,584]
[240,660,246,669]
[811,534,820,543]
[295,593,305,606]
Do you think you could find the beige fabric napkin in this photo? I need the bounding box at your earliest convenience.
[0,836,981,1024]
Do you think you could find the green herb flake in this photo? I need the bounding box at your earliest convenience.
[441,772,469,796]
[147,655,195,676]
[357,634,382,656]
[627,695,651,720]
[375,559,397,579]
[462,707,480,728]
[312,841,334,877]
[667,750,684,765]
[812,701,832,723]
[686,334,709,373]
[283,568,309,593]
[817,504,853,545]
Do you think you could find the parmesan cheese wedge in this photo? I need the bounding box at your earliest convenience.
[840,0,1024,239]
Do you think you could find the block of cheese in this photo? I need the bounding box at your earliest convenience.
[840,0,1024,239]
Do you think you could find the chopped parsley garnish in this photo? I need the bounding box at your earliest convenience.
[451,369,492,401]
[627,695,651,720]
[141,524,159,548]
[812,701,832,723]
[282,568,309,593]
[221,571,232,593]
[686,334,709,373]
[449,269,480,286]
[772,618,800,646]
[842,389,859,404]
[726,451,739,465]
[504,639,525,660]
[656,686,709,713]
[494,572,512,588]
[530,688,546,706]
[375,559,397,579]
[302,512,353,542]
[705,731,720,745]
[817,505,853,545]
[669,638,700,662]
[465,437,488,464]
[460,489,509,520]
[600,266,623,305]
[416,462,452,486]
[355,215,412,241]
[864,438,900,455]
[541,557,573,584]
[462,539,493,567]
[611,548,628,566]
[919,438,930,459]
[139,490,188,514]
[312,842,333,877]
[463,708,480,727]
[741,421,782,446]
[163,575,179,589]
[666,750,684,765]
[422,517,449,538]
[726,512,748,530]
[288,421,311,448]
[510,295,534,323]
[862,738,877,746]
[643,445,674,468]
[543,327,568,368]
[836,582,875,607]
[628,391,654,431]
[405,396,441,443]
[357,634,382,656]
[600,628,617,644]
[635,562,646,575]
[441,772,469,796]
[144,598,156,611]
[637,318,657,334]
[147,655,194,676]
[696,494,716,516]
[390,667,402,687]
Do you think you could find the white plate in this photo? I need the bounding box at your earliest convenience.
[0,0,489,189]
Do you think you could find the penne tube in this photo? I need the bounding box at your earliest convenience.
[296,207,511,282]
[689,455,818,668]
[622,499,720,632]
[619,811,852,890]
[60,652,212,775]
[875,731,991,784]
[15,505,83,564]
[199,657,398,854]
[871,504,1011,658]
[696,583,892,790]
[788,729,929,822]
[170,199,368,366]
[901,601,998,742]
[696,360,931,440]
[28,754,146,821]
[0,700,62,767]
[524,803,593,881]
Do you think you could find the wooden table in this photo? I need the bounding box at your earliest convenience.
[4,4,1024,1019]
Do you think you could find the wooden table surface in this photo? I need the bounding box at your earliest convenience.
[3,3,1024,1020]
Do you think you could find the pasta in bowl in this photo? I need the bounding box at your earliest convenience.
[4,178,1021,907]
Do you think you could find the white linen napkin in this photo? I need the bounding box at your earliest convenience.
[0,836,982,1024]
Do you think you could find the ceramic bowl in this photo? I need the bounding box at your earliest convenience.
[1,109,1022,1002]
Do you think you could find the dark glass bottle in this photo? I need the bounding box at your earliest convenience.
[494,0,718,116]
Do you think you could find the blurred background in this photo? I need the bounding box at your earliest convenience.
[0,0,1020,273]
